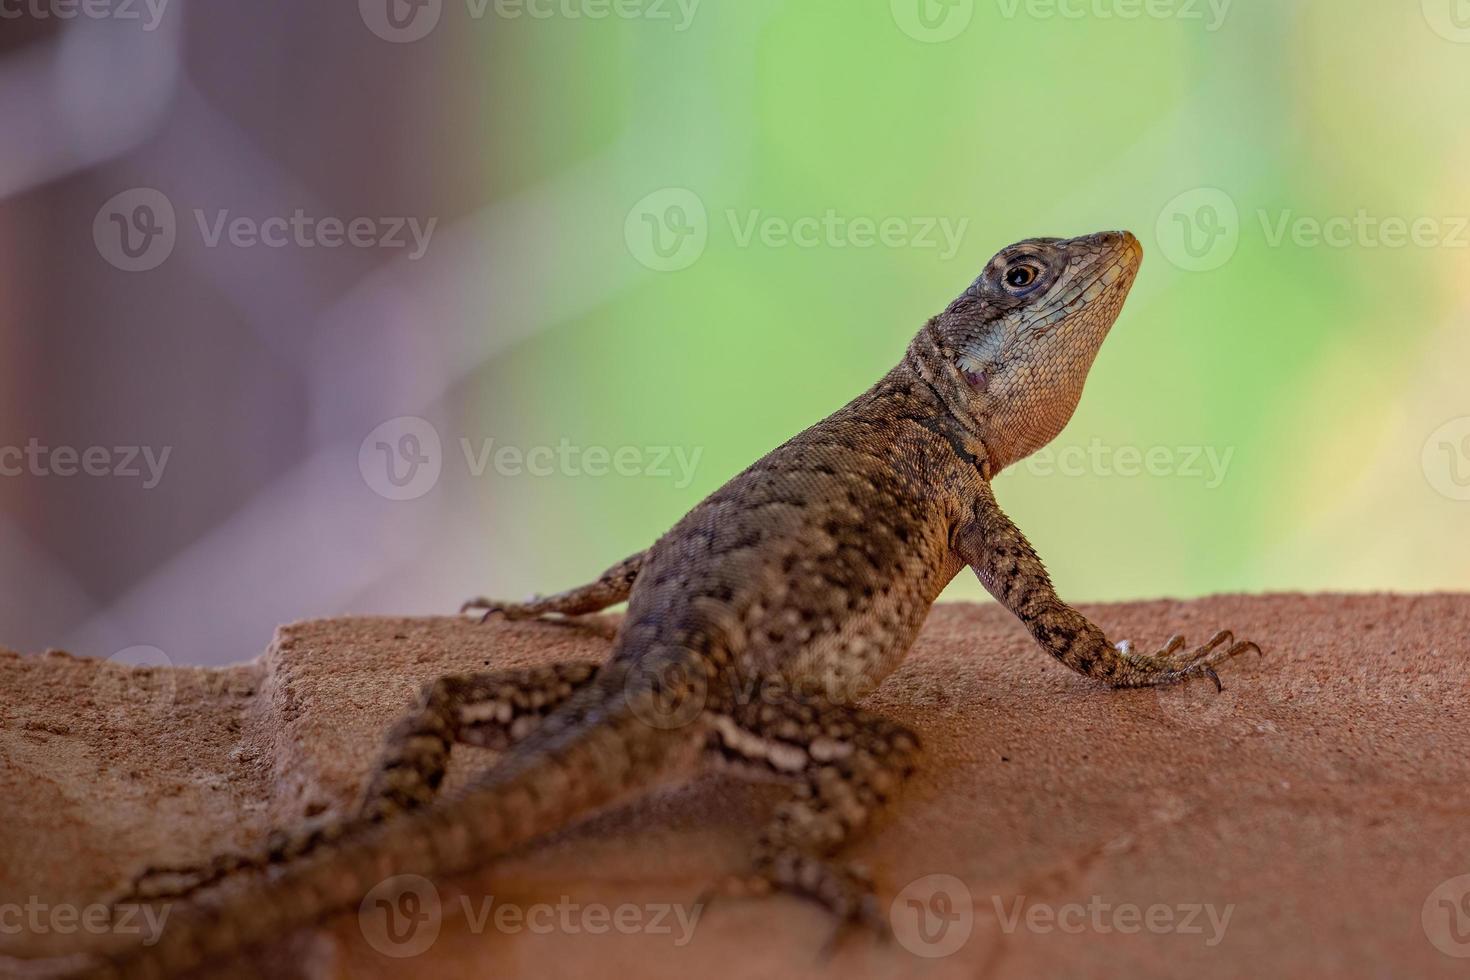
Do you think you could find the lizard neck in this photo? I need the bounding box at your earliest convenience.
[897,321,995,481]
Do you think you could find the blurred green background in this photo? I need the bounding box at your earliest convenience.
[5,0,1470,665]
[466,0,1470,605]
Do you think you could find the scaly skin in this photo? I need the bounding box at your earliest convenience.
[59,230,1259,978]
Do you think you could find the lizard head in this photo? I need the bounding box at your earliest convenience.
[927,230,1143,473]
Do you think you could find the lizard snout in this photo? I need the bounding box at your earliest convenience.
[1078,229,1142,263]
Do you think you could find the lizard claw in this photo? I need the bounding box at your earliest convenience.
[1113,628,1263,690]
[461,595,549,623]
[460,598,519,624]
[816,891,890,961]
[694,871,770,910]
[700,859,888,959]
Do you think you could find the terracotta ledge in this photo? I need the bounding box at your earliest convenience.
[3,594,1469,978]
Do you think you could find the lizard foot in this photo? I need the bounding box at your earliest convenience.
[1113,629,1263,690]
[699,857,890,956]
[111,849,256,906]
[113,863,223,905]
[459,596,542,623]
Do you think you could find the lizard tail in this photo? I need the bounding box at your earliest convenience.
[76,669,708,980]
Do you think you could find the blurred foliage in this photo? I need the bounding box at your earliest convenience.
[468,0,1470,601]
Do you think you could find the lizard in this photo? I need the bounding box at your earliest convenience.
[57,229,1260,979]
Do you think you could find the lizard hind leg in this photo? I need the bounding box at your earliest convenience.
[113,661,600,906]
[702,693,923,946]
[358,661,601,820]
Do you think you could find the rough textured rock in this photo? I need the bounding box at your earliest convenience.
[3,595,1469,978]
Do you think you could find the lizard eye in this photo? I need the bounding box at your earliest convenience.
[1003,263,1040,290]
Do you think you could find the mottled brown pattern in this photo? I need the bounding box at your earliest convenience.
[61,230,1260,979]
[112,662,604,907]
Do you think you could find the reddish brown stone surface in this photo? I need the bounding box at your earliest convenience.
[3,595,1469,978]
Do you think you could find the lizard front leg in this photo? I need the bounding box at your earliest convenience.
[956,482,1261,689]
[702,692,922,940]
[462,550,645,622]
[115,661,600,905]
